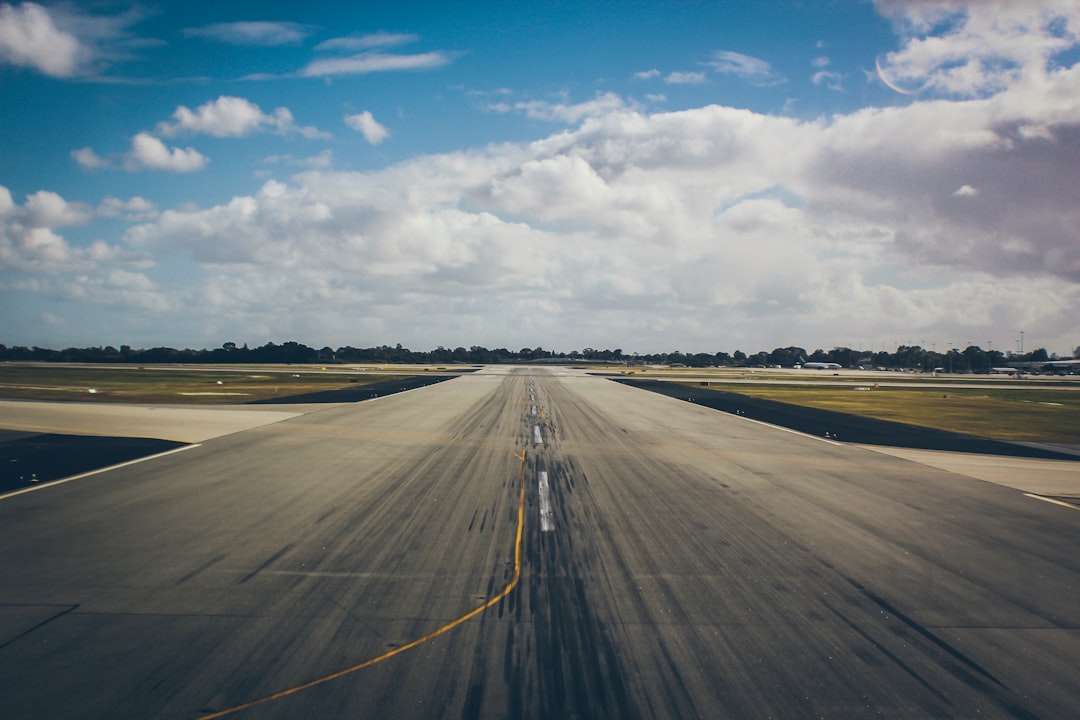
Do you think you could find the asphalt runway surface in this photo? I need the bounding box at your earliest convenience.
[0,367,1077,719]
[0,431,186,494]
[0,375,458,495]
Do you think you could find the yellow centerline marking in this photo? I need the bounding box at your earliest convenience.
[200,451,528,719]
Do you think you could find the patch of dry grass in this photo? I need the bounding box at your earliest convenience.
[687,384,1080,443]
[0,364,410,404]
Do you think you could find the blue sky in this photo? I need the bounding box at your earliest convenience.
[2,0,1079,355]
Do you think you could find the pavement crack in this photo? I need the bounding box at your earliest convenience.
[0,603,80,650]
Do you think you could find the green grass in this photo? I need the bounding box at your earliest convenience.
[0,364,409,404]
[684,383,1080,443]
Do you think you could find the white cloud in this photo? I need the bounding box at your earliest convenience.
[634,68,660,80]
[299,51,451,77]
[23,190,93,227]
[10,3,1080,353]
[72,146,110,170]
[0,2,83,76]
[812,70,845,91]
[315,32,418,52]
[0,185,120,273]
[664,71,707,85]
[704,50,785,85]
[184,21,312,46]
[157,96,329,139]
[98,196,158,221]
[874,0,1080,97]
[124,133,207,173]
[59,269,170,312]
[0,185,14,215]
[77,96,331,173]
[345,111,390,144]
[497,92,628,124]
[107,55,1080,352]
[0,2,140,78]
[263,149,334,169]
[0,226,74,269]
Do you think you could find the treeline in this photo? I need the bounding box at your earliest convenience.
[0,341,1066,372]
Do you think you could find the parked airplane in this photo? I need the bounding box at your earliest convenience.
[802,362,842,370]
[1006,359,1080,374]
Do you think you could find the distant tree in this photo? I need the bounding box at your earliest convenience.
[688,352,714,367]
[962,345,989,373]
[827,347,859,367]
[1026,348,1049,363]
[767,346,806,367]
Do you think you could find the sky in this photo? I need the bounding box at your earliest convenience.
[1,0,1078,356]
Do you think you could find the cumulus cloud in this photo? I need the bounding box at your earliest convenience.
[13,3,1080,352]
[634,68,660,80]
[72,146,110,170]
[156,95,328,139]
[0,185,120,273]
[345,111,390,144]
[22,190,93,227]
[124,133,207,173]
[75,138,207,174]
[76,96,329,174]
[111,46,1080,351]
[184,21,312,46]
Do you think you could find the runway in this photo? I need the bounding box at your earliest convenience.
[1,367,1077,718]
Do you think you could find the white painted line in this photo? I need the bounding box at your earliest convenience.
[364,378,453,404]
[538,471,554,532]
[0,444,202,501]
[533,424,543,444]
[1023,493,1080,511]
[639,389,843,446]
[726,411,843,446]
[530,405,538,416]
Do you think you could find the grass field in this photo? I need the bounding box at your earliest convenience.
[682,382,1080,443]
[0,364,414,404]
